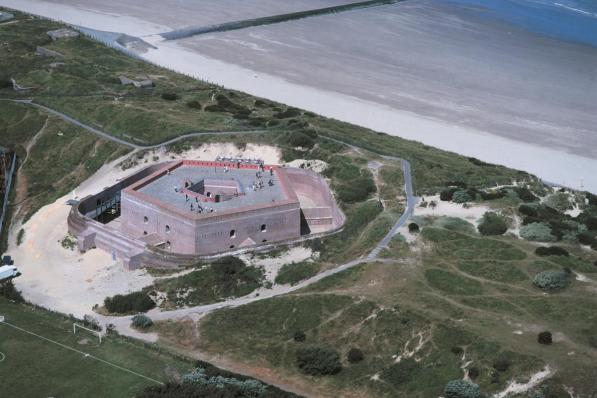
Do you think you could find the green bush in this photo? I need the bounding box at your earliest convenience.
[444,379,481,398]
[293,330,306,342]
[160,93,179,101]
[440,188,457,201]
[520,222,556,242]
[0,280,24,302]
[578,232,595,245]
[533,270,569,292]
[408,223,420,233]
[535,246,569,257]
[452,190,472,203]
[347,348,364,363]
[336,176,376,204]
[514,187,537,202]
[285,131,315,149]
[478,212,508,236]
[519,204,538,217]
[492,357,510,372]
[538,331,553,345]
[296,344,342,376]
[131,314,153,329]
[104,291,156,314]
[275,262,318,286]
[544,192,571,212]
[186,100,202,110]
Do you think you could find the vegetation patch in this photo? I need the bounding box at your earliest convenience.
[295,344,342,376]
[477,212,508,236]
[104,291,156,314]
[275,261,319,286]
[533,270,569,292]
[424,268,483,295]
[458,260,527,283]
[151,256,264,309]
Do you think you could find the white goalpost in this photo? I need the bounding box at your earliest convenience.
[73,323,103,344]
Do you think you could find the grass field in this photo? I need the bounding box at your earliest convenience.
[145,225,597,398]
[0,298,194,397]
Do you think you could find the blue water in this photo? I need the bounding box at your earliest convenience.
[444,0,597,47]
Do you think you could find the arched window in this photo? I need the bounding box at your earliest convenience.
[143,216,148,224]
[143,231,148,236]
[260,224,267,232]
[229,245,235,249]
[165,241,171,250]
[230,229,236,238]
[165,225,171,233]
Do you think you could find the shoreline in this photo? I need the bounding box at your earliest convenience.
[1,0,595,192]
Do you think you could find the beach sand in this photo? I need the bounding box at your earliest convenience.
[1,0,595,191]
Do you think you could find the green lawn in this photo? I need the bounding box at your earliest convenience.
[0,298,193,397]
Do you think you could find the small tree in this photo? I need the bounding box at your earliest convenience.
[478,212,508,236]
[347,348,364,363]
[161,93,179,101]
[444,379,481,398]
[492,357,510,372]
[452,190,472,204]
[131,314,153,329]
[538,331,553,345]
[578,232,595,245]
[467,367,480,380]
[544,192,571,212]
[293,330,306,342]
[296,344,342,376]
[520,223,556,242]
[535,246,569,257]
[408,223,420,233]
[533,270,569,292]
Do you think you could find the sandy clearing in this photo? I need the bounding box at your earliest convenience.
[492,366,554,398]
[6,143,282,317]
[241,246,314,283]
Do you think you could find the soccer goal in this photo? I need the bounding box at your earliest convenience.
[73,323,103,344]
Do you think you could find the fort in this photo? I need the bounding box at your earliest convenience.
[68,159,345,269]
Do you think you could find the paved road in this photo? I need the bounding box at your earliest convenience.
[3,99,268,151]
[4,98,417,329]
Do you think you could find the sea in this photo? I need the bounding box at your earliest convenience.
[445,0,597,48]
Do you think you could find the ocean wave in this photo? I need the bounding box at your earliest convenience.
[553,2,597,18]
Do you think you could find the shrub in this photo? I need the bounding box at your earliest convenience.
[104,291,156,314]
[533,271,568,292]
[544,192,571,212]
[186,100,202,110]
[285,131,315,149]
[452,190,472,203]
[520,222,556,242]
[584,217,597,231]
[480,190,505,200]
[408,223,420,233]
[336,176,376,204]
[296,344,342,375]
[467,367,480,380]
[161,93,179,101]
[535,246,569,257]
[444,379,481,398]
[519,204,538,217]
[514,187,537,202]
[0,281,24,302]
[275,262,318,285]
[16,229,25,246]
[347,348,364,363]
[440,188,456,201]
[493,357,510,372]
[83,315,102,331]
[578,232,595,245]
[538,331,553,345]
[293,330,306,342]
[131,314,153,329]
[478,212,508,236]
